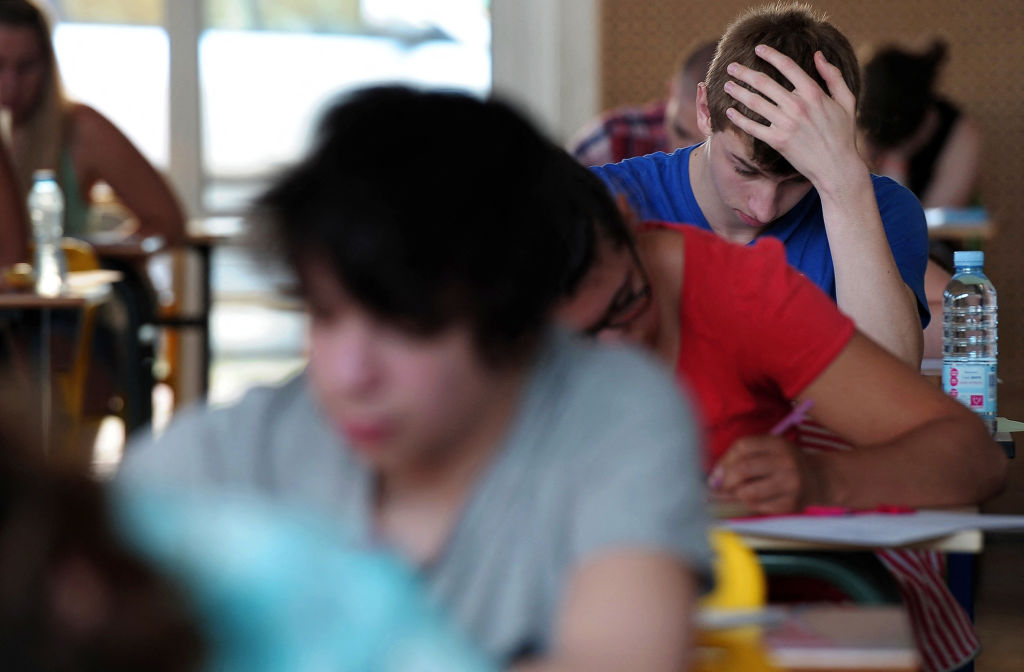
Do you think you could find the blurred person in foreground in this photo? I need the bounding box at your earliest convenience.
[591,3,929,367]
[568,39,718,167]
[0,0,184,248]
[120,86,712,671]
[0,385,205,671]
[0,387,491,672]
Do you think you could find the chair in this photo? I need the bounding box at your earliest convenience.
[694,530,781,672]
[31,237,107,463]
[59,238,102,423]
[758,551,902,605]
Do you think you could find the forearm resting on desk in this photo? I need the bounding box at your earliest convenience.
[715,332,1007,515]
[807,415,1007,510]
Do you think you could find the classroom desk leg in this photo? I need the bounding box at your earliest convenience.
[197,243,211,397]
[151,242,213,401]
[40,307,51,455]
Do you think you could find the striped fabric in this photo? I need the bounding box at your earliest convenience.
[795,420,980,672]
[877,548,980,672]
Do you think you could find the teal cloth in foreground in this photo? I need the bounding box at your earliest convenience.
[112,484,494,672]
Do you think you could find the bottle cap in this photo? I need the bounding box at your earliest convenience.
[953,250,984,267]
[32,169,57,182]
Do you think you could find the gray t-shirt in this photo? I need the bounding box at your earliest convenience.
[121,330,711,664]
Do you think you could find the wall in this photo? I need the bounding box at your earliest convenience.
[599,0,1024,406]
[492,0,599,142]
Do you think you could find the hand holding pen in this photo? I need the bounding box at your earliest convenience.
[707,400,817,515]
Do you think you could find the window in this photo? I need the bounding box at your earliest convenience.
[50,0,169,167]
[200,0,490,211]
[46,0,490,214]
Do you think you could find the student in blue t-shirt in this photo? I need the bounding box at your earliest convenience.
[591,4,928,367]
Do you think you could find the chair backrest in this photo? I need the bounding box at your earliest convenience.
[27,237,102,273]
[701,529,767,611]
[694,530,779,672]
[61,237,101,272]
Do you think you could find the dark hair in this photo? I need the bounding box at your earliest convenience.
[0,391,205,671]
[859,40,947,149]
[0,0,49,29]
[706,2,861,176]
[255,86,596,366]
[552,149,636,283]
[0,0,56,69]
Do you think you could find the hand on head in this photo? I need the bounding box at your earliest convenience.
[722,45,862,188]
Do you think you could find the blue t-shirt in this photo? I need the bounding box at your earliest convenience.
[591,144,931,327]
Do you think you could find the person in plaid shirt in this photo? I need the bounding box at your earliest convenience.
[568,40,716,167]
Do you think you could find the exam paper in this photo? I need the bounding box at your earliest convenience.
[722,511,1024,547]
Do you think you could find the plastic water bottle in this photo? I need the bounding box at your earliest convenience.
[942,250,998,434]
[28,169,68,297]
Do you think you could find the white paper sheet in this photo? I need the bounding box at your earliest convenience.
[721,511,1024,547]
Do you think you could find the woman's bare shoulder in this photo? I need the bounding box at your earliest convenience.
[66,103,119,143]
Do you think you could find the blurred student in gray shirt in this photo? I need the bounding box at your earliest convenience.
[121,87,711,670]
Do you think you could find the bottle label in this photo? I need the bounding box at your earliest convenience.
[942,361,997,415]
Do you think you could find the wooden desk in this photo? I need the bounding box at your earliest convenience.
[925,207,991,242]
[714,506,984,554]
[764,605,919,671]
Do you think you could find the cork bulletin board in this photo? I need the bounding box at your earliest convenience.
[599,0,1024,398]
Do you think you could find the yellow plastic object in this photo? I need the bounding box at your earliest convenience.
[3,262,35,289]
[700,529,766,611]
[692,530,780,672]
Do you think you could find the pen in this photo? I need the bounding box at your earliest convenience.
[768,398,814,436]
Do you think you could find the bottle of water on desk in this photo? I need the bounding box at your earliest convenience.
[942,250,998,434]
[28,169,67,297]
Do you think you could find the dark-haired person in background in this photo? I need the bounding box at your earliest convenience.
[858,39,983,360]
[591,3,929,367]
[859,39,981,211]
[568,39,718,167]
[120,86,711,671]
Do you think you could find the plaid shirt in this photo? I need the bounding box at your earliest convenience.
[568,100,668,167]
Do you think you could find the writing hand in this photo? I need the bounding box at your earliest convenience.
[708,434,821,515]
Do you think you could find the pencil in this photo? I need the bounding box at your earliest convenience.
[768,398,814,436]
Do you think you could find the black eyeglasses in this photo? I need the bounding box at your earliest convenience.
[584,262,653,337]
